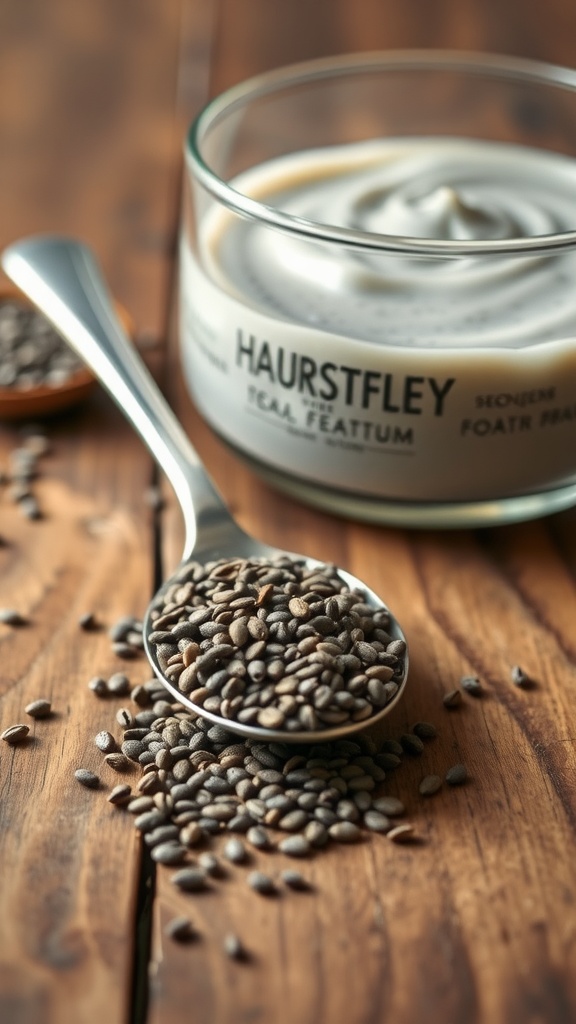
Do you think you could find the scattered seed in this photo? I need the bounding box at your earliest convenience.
[151,842,188,865]
[171,867,208,892]
[377,752,402,770]
[180,822,203,847]
[117,708,134,728]
[247,871,277,895]
[363,810,391,832]
[19,496,41,520]
[131,685,151,707]
[24,699,52,719]
[104,752,131,772]
[10,482,32,502]
[412,721,437,740]
[278,835,311,857]
[400,733,424,756]
[22,433,50,457]
[109,616,142,642]
[246,826,272,850]
[165,916,197,943]
[128,797,155,815]
[223,933,247,960]
[1,723,30,744]
[281,869,310,890]
[445,764,468,786]
[278,809,309,832]
[460,675,483,697]
[144,823,179,846]
[442,689,463,709]
[223,838,247,864]
[387,824,416,843]
[89,665,450,898]
[88,676,108,697]
[74,768,100,789]
[419,775,442,797]
[198,852,224,877]
[79,613,100,631]
[304,820,328,847]
[128,798,154,815]
[372,796,405,817]
[381,739,404,756]
[107,673,131,696]
[328,821,361,843]
[108,784,132,805]
[112,642,140,660]
[0,608,27,626]
[511,665,533,689]
[94,730,117,753]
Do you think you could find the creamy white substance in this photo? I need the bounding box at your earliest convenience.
[181,138,576,503]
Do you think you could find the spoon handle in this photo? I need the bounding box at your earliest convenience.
[2,235,236,559]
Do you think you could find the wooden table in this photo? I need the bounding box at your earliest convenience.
[2,2,576,1022]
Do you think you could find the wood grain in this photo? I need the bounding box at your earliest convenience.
[0,1,206,1022]
[149,3,576,1024]
[0,0,186,337]
[3,1,576,1023]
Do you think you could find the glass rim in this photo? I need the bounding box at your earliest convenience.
[186,49,576,258]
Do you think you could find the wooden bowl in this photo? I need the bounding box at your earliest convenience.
[0,284,134,421]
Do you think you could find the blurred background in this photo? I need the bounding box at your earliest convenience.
[1,0,574,345]
[2,8,576,1023]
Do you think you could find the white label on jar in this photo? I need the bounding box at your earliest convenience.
[182,240,576,501]
[181,138,576,503]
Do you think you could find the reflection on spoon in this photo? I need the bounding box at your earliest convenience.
[1,235,408,744]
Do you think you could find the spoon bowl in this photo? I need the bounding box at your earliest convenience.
[1,236,408,743]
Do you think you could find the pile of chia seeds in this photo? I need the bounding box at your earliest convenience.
[99,674,424,862]
[147,556,406,735]
[0,301,84,390]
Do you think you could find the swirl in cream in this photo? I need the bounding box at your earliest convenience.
[210,138,576,348]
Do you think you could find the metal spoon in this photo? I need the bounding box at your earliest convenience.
[1,236,408,743]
